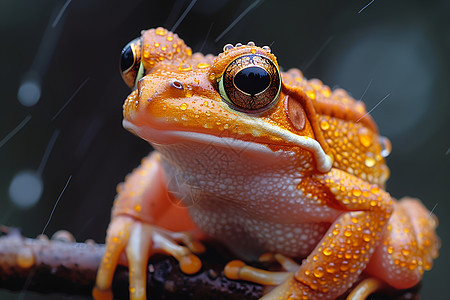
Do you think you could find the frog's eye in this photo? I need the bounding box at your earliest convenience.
[218,54,281,113]
[120,37,143,88]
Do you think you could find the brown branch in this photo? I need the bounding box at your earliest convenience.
[0,226,420,299]
[0,226,262,299]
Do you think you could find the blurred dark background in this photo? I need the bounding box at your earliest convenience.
[1,0,449,299]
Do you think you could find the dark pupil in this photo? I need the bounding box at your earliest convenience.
[234,66,270,95]
[120,45,134,72]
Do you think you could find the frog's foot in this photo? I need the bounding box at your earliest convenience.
[225,254,313,299]
[225,255,294,286]
[346,278,386,300]
[93,215,204,300]
[225,260,385,300]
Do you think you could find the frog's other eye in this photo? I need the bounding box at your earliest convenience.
[120,37,143,88]
[219,54,281,113]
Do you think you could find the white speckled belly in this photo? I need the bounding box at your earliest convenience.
[190,205,331,260]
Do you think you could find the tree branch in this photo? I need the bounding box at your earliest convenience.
[0,226,420,299]
[0,226,262,299]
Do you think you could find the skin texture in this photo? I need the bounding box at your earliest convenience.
[93,28,439,300]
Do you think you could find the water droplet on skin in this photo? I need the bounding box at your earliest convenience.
[262,45,271,53]
[223,44,234,51]
[178,63,192,71]
[247,41,255,46]
[180,103,188,110]
[326,263,336,273]
[197,62,210,69]
[313,267,324,278]
[323,248,332,256]
[379,136,392,157]
[364,156,376,167]
[358,127,372,147]
[320,120,330,130]
[235,42,243,47]
[352,189,361,197]
[155,28,166,36]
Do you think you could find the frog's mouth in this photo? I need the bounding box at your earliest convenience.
[123,119,332,173]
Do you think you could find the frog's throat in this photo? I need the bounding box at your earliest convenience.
[124,120,333,173]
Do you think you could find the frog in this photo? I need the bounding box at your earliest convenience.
[93,27,439,300]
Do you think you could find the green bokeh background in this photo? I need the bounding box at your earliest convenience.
[1,0,449,299]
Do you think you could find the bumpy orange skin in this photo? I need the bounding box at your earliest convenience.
[94,28,439,300]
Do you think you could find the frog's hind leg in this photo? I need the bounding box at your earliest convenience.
[365,197,439,290]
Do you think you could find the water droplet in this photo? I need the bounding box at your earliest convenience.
[313,267,324,278]
[178,63,192,71]
[352,189,361,197]
[320,120,330,130]
[18,79,41,107]
[155,27,166,36]
[223,44,234,51]
[363,230,372,242]
[180,103,188,110]
[358,127,372,147]
[326,263,336,273]
[16,247,35,269]
[262,45,271,53]
[247,41,255,46]
[235,42,243,47]
[9,170,43,208]
[364,156,376,167]
[197,62,210,69]
[379,136,392,157]
[323,248,332,256]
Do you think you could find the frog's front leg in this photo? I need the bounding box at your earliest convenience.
[93,152,204,300]
[228,168,394,300]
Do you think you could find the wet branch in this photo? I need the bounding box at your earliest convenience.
[0,226,420,299]
[0,226,262,299]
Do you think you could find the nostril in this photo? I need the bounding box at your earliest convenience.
[172,80,184,89]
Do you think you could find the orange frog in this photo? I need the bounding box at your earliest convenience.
[93,28,439,300]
